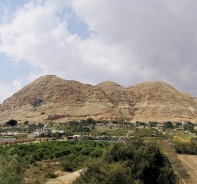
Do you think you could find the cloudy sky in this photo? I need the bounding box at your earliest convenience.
[0,0,197,103]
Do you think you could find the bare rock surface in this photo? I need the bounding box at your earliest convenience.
[1,75,197,123]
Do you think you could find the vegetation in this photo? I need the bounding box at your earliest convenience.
[74,138,176,184]
[172,132,194,142]
[174,140,197,154]
[163,121,173,129]
[183,122,194,132]
[5,119,18,126]
[60,118,96,134]
[1,118,196,183]
[24,121,29,125]
[0,154,25,184]
[0,140,110,183]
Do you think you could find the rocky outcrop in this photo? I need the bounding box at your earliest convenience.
[0,75,197,123]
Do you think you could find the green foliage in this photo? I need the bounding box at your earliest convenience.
[74,139,176,184]
[163,121,173,129]
[174,140,197,154]
[90,148,103,157]
[27,123,44,133]
[74,162,133,184]
[0,154,25,184]
[62,119,95,133]
[136,121,145,127]
[24,121,29,125]
[81,147,93,155]
[61,161,73,171]
[136,128,156,137]
[44,173,58,179]
[183,122,194,132]
[176,122,182,127]
[0,140,110,176]
[149,121,157,127]
[5,119,17,126]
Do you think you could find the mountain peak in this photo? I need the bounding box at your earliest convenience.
[128,80,178,92]
[96,81,125,91]
[1,76,197,123]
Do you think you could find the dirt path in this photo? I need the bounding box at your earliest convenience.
[45,169,82,184]
[178,155,197,184]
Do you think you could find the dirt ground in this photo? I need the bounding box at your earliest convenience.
[45,169,82,184]
[178,154,197,184]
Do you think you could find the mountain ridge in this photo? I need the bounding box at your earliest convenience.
[0,75,197,123]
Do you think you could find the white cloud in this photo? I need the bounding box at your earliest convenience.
[12,80,22,90]
[0,0,137,85]
[0,0,197,103]
[0,80,22,103]
[71,0,197,89]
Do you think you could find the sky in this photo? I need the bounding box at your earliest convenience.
[0,0,197,103]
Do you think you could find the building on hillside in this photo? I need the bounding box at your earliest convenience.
[0,131,19,136]
[34,125,52,137]
[156,123,164,132]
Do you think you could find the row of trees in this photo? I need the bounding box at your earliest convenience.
[174,141,197,154]
[0,140,110,172]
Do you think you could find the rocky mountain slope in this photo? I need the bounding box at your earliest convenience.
[0,75,197,123]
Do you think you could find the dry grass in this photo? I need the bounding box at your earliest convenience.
[178,155,197,184]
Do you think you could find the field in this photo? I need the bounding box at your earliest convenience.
[172,132,196,142]
[178,154,197,184]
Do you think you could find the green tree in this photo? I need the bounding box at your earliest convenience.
[0,154,25,184]
[163,121,173,129]
[74,162,133,184]
[5,119,17,126]
[61,161,73,172]
[24,121,29,125]
[183,122,194,132]
[75,139,176,184]
[149,122,157,127]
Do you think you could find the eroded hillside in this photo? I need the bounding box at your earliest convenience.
[0,75,197,123]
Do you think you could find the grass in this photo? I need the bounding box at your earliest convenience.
[172,132,195,142]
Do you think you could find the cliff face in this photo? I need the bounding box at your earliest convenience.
[0,75,197,123]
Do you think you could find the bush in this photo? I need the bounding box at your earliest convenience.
[5,119,17,126]
[24,121,29,125]
[61,161,73,172]
[81,147,93,155]
[90,148,103,157]
[74,140,176,184]
[45,173,58,179]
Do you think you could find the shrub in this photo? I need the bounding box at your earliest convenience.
[90,148,103,157]
[45,173,58,179]
[61,161,73,172]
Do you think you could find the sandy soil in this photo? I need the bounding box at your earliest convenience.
[45,169,82,184]
[178,154,197,184]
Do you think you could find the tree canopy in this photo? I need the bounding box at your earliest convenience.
[74,139,176,184]
[5,119,17,126]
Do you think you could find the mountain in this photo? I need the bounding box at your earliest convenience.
[0,75,197,123]
[128,81,197,122]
